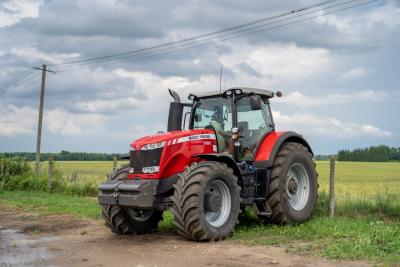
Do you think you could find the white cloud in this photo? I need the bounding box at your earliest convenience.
[11,47,80,64]
[73,97,140,114]
[339,67,369,81]
[276,90,394,107]
[316,2,400,45]
[0,0,44,27]
[273,111,393,138]
[0,105,108,136]
[221,42,332,84]
[0,105,36,136]
[45,108,108,135]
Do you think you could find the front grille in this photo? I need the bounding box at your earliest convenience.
[130,147,163,173]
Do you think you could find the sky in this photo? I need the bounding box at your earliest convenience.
[0,0,399,155]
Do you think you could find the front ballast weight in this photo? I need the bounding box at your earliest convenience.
[98,178,157,208]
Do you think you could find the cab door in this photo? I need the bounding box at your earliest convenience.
[236,96,274,161]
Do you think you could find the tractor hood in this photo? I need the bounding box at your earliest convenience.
[130,129,215,150]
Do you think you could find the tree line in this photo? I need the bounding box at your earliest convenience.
[337,145,400,162]
[0,150,128,161]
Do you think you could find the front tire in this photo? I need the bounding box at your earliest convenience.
[100,166,162,235]
[171,162,240,241]
[267,142,318,224]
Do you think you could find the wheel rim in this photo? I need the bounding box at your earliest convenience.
[286,163,310,211]
[126,208,153,222]
[204,179,231,227]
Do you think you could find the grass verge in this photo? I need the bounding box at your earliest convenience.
[235,210,400,264]
[0,190,100,219]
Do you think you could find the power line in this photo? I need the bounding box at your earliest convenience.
[0,68,34,90]
[54,0,378,73]
[54,0,352,72]
[50,0,340,67]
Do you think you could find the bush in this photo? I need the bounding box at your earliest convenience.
[0,157,98,196]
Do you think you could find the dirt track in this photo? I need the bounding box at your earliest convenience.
[0,208,367,267]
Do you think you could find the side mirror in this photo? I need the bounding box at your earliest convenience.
[250,95,262,110]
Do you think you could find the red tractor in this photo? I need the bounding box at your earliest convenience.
[98,87,318,241]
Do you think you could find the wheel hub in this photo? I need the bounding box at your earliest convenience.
[204,179,232,227]
[286,163,310,211]
[287,178,298,195]
[205,192,222,212]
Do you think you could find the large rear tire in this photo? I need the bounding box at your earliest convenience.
[100,166,162,235]
[267,142,318,224]
[171,162,240,241]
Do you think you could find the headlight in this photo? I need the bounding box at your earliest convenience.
[141,141,165,150]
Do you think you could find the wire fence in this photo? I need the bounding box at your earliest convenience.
[318,159,400,198]
[2,156,399,218]
[316,158,400,217]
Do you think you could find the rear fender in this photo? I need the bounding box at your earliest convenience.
[254,131,313,169]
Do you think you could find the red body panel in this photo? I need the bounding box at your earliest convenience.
[254,131,286,161]
[128,129,217,179]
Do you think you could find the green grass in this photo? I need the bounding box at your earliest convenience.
[234,211,400,264]
[0,190,100,219]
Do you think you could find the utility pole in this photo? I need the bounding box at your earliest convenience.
[33,64,55,175]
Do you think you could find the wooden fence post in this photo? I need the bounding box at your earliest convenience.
[0,159,3,176]
[329,155,336,218]
[71,171,78,188]
[113,157,117,171]
[48,156,53,191]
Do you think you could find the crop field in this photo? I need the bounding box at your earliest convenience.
[316,161,400,198]
[44,160,400,198]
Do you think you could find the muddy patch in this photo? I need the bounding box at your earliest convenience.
[0,224,59,266]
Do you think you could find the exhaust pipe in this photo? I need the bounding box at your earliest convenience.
[168,88,180,103]
[167,89,183,132]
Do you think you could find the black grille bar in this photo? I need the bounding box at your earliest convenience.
[130,147,163,173]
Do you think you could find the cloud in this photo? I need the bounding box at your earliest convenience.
[11,47,79,64]
[0,105,108,136]
[0,0,43,27]
[72,97,140,114]
[339,67,369,81]
[276,90,395,107]
[220,42,332,84]
[0,105,36,135]
[0,1,399,153]
[273,111,393,138]
[45,108,108,135]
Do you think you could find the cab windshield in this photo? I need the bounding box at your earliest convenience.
[191,97,233,154]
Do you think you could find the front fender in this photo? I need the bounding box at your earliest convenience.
[193,153,242,183]
[254,131,313,168]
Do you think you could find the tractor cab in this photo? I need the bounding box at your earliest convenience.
[188,88,276,162]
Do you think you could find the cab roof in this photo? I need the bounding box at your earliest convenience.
[189,87,275,100]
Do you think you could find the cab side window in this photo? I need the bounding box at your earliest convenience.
[237,96,273,160]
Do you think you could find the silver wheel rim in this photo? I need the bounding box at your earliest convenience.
[286,163,310,211]
[205,180,231,227]
[126,209,153,222]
